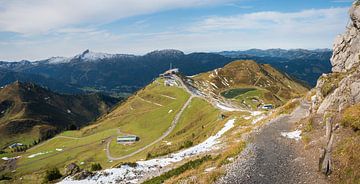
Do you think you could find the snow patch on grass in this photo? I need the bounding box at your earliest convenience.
[59,119,236,184]
[28,151,52,158]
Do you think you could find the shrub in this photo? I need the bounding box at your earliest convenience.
[90,163,102,171]
[0,174,11,181]
[180,140,193,149]
[146,153,152,160]
[341,103,360,131]
[44,167,62,182]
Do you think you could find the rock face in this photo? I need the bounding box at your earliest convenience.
[312,1,360,114]
[311,1,360,177]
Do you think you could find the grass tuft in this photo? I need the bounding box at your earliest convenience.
[341,103,360,131]
[333,134,360,184]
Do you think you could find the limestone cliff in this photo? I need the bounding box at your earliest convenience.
[309,1,360,178]
[311,1,360,114]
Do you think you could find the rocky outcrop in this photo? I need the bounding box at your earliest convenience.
[331,3,360,72]
[64,163,81,176]
[310,1,360,177]
[73,170,94,180]
[312,1,360,114]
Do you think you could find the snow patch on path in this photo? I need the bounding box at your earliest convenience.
[59,119,236,184]
[281,130,302,141]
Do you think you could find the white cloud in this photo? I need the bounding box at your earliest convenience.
[0,0,228,34]
[190,7,348,34]
[0,6,350,61]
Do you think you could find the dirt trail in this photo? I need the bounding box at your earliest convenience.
[217,102,328,184]
[105,74,245,161]
[138,96,164,107]
[106,75,195,161]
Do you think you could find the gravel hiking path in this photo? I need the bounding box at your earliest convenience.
[217,102,328,184]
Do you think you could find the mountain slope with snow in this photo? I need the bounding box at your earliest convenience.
[0,49,330,96]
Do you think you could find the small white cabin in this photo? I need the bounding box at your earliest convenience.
[117,135,139,144]
[262,104,274,110]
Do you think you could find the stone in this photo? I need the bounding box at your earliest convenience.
[73,170,93,180]
[64,163,81,176]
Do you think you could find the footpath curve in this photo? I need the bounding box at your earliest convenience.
[106,75,194,160]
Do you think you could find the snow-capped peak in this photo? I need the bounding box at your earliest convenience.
[47,56,71,64]
[76,49,117,61]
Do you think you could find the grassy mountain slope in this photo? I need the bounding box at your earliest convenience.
[0,81,119,148]
[0,60,309,183]
[1,78,229,183]
[193,60,308,109]
[0,68,82,94]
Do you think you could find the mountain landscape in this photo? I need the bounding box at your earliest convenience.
[0,59,308,183]
[193,60,308,109]
[0,81,120,149]
[0,49,331,96]
[0,1,358,184]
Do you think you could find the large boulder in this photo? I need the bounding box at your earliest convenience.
[64,163,81,176]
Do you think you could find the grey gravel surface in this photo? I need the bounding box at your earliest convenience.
[217,102,328,184]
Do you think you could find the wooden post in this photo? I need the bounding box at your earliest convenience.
[320,112,335,175]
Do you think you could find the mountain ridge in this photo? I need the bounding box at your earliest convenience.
[0,81,120,148]
[0,49,331,96]
[0,48,330,64]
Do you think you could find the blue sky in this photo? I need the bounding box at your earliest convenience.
[0,0,353,61]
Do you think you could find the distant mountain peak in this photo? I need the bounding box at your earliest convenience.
[82,49,90,55]
[47,56,71,64]
[146,49,184,57]
[75,49,117,61]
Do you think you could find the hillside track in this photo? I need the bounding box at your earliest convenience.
[218,102,328,184]
[106,75,195,160]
